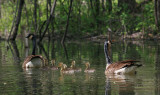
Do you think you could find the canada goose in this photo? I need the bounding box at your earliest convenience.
[84,62,95,73]
[70,60,82,72]
[58,62,74,74]
[104,40,142,74]
[22,34,45,68]
[50,59,58,70]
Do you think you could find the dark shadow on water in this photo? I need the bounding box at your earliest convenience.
[8,41,21,63]
[155,44,160,95]
[51,40,55,59]
[61,42,69,63]
[38,42,49,59]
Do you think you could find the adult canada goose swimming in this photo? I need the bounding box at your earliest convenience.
[104,40,142,74]
[58,62,74,74]
[22,34,45,68]
[84,62,95,73]
[70,60,82,72]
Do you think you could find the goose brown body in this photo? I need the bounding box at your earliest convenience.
[104,40,142,74]
[105,60,141,74]
[22,55,45,68]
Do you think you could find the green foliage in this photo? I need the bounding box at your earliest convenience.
[0,0,157,38]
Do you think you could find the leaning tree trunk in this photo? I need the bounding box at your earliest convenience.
[39,0,57,42]
[154,0,160,31]
[34,0,37,33]
[95,0,100,16]
[9,0,24,40]
[61,0,73,44]
[0,0,1,18]
[102,0,105,12]
[106,0,112,13]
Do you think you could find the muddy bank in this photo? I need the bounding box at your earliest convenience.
[0,32,159,42]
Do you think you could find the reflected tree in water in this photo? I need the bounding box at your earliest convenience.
[51,40,55,59]
[8,41,20,63]
[61,43,69,62]
[155,43,160,95]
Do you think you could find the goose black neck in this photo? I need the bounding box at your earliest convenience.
[32,37,36,55]
[104,42,112,64]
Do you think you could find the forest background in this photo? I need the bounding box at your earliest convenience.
[0,0,160,42]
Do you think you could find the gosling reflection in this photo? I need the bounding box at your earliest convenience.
[59,71,76,84]
[84,73,95,82]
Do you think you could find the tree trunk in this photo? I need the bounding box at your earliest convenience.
[77,0,81,33]
[102,0,105,12]
[89,0,95,17]
[39,0,57,42]
[90,0,93,11]
[0,0,1,18]
[59,0,68,14]
[46,0,50,39]
[46,0,49,19]
[61,0,73,44]
[118,0,136,13]
[154,0,160,31]
[9,0,24,40]
[106,0,112,13]
[34,0,37,34]
[95,0,100,16]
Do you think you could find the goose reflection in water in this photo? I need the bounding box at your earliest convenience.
[105,74,141,95]
[105,77,111,95]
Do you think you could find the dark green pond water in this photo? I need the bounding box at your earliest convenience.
[0,39,160,95]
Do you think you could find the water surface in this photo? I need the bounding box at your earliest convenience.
[0,40,159,95]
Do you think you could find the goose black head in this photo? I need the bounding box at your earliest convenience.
[26,34,35,40]
[104,40,111,50]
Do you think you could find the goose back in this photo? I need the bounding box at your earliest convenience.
[105,60,142,74]
[22,55,45,68]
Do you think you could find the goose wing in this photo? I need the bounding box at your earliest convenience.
[22,55,45,68]
[106,60,141,73]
